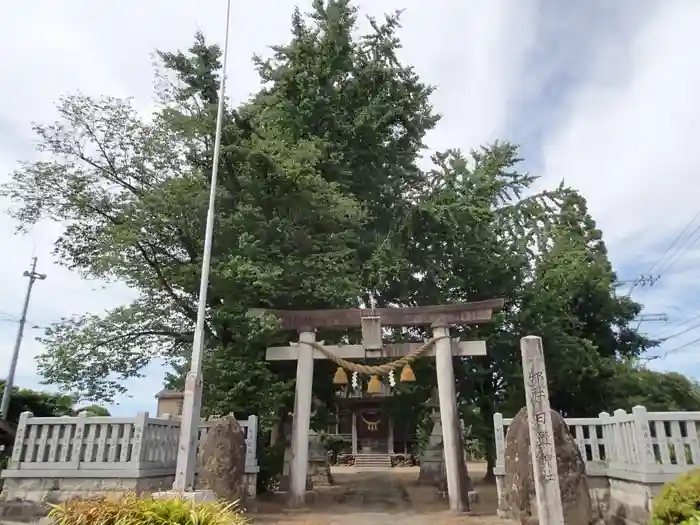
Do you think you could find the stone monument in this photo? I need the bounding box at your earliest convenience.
[198,416,247,502]
[504,406,592,524]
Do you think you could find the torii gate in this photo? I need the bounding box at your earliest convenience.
[249,298,504,511]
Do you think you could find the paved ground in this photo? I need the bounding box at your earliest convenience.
[249,463,517,525]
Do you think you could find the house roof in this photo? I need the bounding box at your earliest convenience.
[155,389,184,400]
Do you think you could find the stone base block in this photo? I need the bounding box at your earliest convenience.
[0,472,257,504]
[152,490,217,502]
[0,475,174,504]
[0,499,50,522]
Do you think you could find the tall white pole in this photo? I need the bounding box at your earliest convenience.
[173,0,233,491]
[0,257,46,420]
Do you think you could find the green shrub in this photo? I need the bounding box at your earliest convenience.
[47,493,248,525]
[257,441,286,493]
[651,468,700,524]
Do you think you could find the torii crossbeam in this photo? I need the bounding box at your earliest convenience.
[249,299,504,511]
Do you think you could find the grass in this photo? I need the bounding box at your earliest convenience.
[47,492,249,525]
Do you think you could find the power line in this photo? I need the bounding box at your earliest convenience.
[655,221,700,278]
[658,311,700,334]
[647,209,700,275]
[649,335,700,361]
[660,321,700,342]
[633,209,700,305]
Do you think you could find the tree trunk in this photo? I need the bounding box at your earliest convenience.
[483,444,496,484]
[478,385,497,484]
[269,408,285,447]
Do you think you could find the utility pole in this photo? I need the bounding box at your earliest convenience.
[0,257,47,420]
[634,313,669,330]
[614,274,660,297]
[634,313,669,323]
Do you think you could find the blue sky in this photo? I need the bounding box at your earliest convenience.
[1,0,699,416]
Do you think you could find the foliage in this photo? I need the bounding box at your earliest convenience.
[48,493,248,525]
[256,440,286,493]
[0,381,75,424]
[651,469,700,524]
[605,364,700,412]
[318,431,347,464]
[74,404,112,416]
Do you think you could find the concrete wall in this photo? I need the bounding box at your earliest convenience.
[156,398,183,418]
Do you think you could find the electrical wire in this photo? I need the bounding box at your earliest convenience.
[649,335,700,361]
[647,209,700,275]
[660,321,700,342]
[634,209,700,301]
[659,310,700,334]
[656,223,700,278]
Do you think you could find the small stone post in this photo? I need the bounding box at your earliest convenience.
[521,335,564,525]
[493,412,508,517]
[632,405,656,472]
[351,411,358,455]
[8,411,31,469]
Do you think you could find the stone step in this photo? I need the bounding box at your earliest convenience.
[354,454,392,468]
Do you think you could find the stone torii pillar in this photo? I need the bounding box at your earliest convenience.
[289,329,315,505]
[433,323,463,512]
[249,299,504,511]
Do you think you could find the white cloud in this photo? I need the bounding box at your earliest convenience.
[537,0,700,376]
[0,1,535,413]
[539,0,700,251]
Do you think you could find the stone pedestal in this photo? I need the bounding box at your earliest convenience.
[308,430,333,487]
[279,447,311,491]
[419,409,477,510]
[279,430,332,492]
[153,490,216,502]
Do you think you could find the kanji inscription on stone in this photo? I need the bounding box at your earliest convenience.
[521,336,564,525]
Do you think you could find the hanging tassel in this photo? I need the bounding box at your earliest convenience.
[366,375,383,395]
[400,363,416,382]
[333,366,349,386]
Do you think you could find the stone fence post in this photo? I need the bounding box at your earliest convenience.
[8,411,31,469]
[632,405,656,474]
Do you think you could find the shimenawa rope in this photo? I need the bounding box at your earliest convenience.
[308,335,450,376]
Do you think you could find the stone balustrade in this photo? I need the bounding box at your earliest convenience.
[0,411,259,504]
[493,406,700,524]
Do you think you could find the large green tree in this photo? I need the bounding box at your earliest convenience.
[3,33,364,427]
